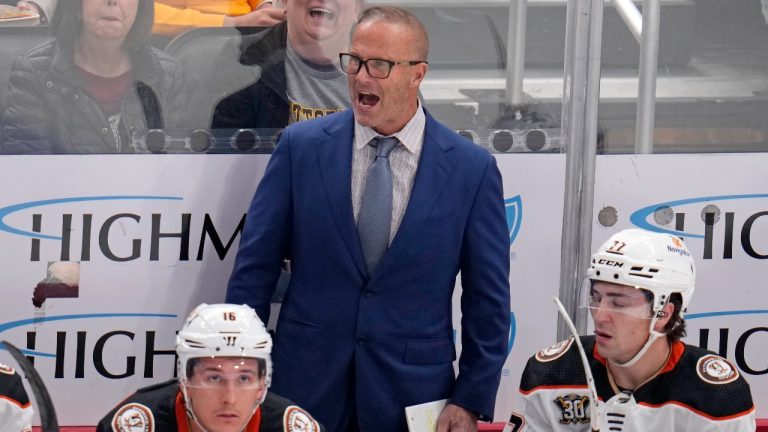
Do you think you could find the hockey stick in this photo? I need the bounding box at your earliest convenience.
[553,298,601,432]
[2,340,59,432]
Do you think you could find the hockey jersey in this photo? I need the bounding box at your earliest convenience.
[0,363,33,432]
[96,379,324,432]
[516,336,755,432]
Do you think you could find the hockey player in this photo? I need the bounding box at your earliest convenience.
[517,229,755,431]
[96,303,323,432]
[0,362,33,432]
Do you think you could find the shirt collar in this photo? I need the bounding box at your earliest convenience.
[354,99,425,154]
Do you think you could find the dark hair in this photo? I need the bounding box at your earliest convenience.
[51,0,154,52]
[353,6,429,60]
[643,291,686,342]
[663,293,686,342]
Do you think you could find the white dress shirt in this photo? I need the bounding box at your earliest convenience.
[351,99,426,243]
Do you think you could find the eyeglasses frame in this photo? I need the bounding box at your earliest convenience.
[339,53,428,79]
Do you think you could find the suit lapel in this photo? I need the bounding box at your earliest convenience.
[316,111,367,277]
[384,112,457,263]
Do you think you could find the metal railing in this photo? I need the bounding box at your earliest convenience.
[506,0,528,106]
[633,0,661,154]
[557,0,663,337]
[612,0,662,154]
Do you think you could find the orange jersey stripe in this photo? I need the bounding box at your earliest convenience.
[637,400,756,421]
[520,385,589,396]
[0,394,31,409]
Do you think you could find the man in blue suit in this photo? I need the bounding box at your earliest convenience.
[227,6,511,432]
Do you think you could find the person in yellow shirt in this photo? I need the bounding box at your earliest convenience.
[16,0,286,36]
[154,0,286,36]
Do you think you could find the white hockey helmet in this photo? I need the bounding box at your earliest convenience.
[586,228,696,317]
[176,303,273,390]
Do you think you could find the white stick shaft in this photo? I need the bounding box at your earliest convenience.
[553,297,601,431]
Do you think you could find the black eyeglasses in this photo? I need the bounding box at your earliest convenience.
[339,53,427,79]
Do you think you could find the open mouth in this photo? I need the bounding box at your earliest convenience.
[358,92,380,106]
[595,329,612,341]
[309,7,335,20]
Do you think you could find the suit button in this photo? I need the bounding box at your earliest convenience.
[101,128,109,134]
[356,337,366,345]
[364,290,374,297]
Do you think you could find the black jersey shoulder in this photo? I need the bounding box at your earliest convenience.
[520,336,604,392]
[0,364,30,406]
[261,392,325,432]
[634,344,754,419]
[95,379,179,432]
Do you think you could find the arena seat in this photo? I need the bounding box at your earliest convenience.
[164,26,270,130]
[0,26,52,124]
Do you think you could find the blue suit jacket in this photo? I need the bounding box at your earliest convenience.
[227,109,511,432]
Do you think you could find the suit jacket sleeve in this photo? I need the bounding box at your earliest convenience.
[451,154,511,419]
[226,127,293,322]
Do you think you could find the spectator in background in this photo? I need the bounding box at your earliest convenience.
[15,1,286,35]
[208,0,362,129]
[1,0,189,154]
[153,0,286,36]
[0,362,33,432]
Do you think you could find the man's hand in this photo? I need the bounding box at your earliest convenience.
[15,1,46,24]
[16,1,41,14]
[436,404,478,432]
[224,8,286,27]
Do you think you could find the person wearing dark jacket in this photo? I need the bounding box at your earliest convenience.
[209,0,361,130]
[209,21,291,130]
[1,0,189,154]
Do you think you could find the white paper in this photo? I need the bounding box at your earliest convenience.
[405,399,448,432]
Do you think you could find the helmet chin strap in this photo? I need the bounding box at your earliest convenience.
[180,384,210,432]
[611,298,670,369]
[610,327,665,368]
[181,382,260,432]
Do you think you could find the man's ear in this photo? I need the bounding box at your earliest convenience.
[411,62,428,86]
[653,302,675,333]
